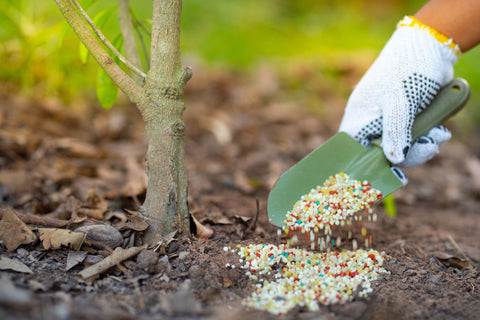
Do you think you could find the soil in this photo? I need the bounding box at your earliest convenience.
[0,68,479,320]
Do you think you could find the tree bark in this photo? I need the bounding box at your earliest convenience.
[139,0,191,244]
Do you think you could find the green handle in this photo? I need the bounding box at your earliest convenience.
[410,78,470,141]
[372,78,470,149]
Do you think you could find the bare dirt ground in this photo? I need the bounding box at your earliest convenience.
[0,68,479,320]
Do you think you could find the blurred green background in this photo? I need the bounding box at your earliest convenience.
[0,0,479,135]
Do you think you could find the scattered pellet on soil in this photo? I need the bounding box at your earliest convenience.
[237,244,388,315]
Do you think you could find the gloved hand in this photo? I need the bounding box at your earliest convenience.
[339,16,460,184]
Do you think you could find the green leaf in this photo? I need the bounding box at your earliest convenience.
[57,21,70,50]
[382,193,397,217]
[93,6,116,29]
[79,0,96,10]
[96,68,118,109]
[95,34,122,109]
[78,43,89,64]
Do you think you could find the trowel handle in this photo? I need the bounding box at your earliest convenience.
[410,78,470,142]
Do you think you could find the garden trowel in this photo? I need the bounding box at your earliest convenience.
[267,78,470,227]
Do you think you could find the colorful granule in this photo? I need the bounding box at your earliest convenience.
[237,244,388,315]
[284,172,382,233]
[232,173,388,314]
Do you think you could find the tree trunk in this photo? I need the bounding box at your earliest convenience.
[139,0,191,244]
[139,89,190,244]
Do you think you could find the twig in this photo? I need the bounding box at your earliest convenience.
[78,245,146,282]
[71,0,146,83]
[0,208,69,228]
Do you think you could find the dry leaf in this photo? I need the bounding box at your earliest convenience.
[0,206,37,252]
[38,228,86,250]
[83,189,108,211]
[0,257,33,274]
[78,245,146,282]
[104,210,127,222]
[76,208,106,220]
[66,251,88,271]
[190,215,213,239]
[201,216,232,225]
[113,211,149,232]
[233,215,252,223]
[435,252,474,270]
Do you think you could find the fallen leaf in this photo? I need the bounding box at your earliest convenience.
[66,251,88,271]
[113,211,149,232]
[201,216,232,225]
[83,189,108,211]
[0,257,33,274]
[190,215,213,239]
[38,228,86,250]
[76,208,106,220]
[78,245,146,282]
[233,215,252,224]
[104,210,127,223]
[75,189,109,220]
[0,206,37,252]
[435,252,474,270]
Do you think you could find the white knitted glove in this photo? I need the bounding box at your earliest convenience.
[339,16,460,184]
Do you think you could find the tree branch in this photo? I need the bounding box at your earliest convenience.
[70,0,146,84]
[55,0,143,104]
[117,0,143,83]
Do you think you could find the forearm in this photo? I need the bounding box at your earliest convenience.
[414,0,480,52]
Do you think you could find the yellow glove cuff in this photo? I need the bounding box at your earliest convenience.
[397,16,461,56]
